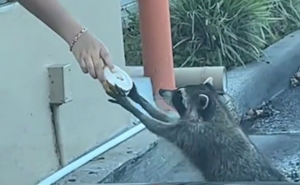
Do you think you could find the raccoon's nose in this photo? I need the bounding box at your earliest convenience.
[158,89,166,96]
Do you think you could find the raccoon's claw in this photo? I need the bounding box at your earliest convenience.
[108,99,118,104]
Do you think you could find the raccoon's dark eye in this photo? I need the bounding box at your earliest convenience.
[176,89,183,97]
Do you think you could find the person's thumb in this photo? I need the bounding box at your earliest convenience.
[107,62,114,71]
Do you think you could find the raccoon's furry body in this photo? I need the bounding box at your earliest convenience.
[106,77,286,182]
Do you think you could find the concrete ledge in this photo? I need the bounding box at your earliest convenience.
[55,30,300,184]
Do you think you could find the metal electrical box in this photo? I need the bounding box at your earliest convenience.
[48,64,73,104]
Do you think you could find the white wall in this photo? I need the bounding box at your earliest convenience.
[0,0,130,184]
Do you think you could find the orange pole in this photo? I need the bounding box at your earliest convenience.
[137,0,175,94]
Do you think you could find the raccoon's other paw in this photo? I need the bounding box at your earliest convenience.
[128,83,140,102]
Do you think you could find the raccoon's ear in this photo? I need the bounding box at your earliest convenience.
[203,77,213,86]
[198,94,209,110]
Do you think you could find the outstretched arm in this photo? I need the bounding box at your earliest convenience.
[106,85,177,138]
[109,96,172,137]
[18,0,114,82]
[18,0,82,45]
[128,84,177,123]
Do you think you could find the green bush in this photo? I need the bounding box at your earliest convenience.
[122,8,142,66]
[268,0,300,42]
[122,0,300,68]
[170,0,274,68]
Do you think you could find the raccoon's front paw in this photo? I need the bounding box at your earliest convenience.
[106,84,128,105]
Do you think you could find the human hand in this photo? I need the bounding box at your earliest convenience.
[71,30,114,82]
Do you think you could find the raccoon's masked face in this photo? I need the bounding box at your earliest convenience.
[159,77,217,120]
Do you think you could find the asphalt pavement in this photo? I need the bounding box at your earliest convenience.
[242,87,300,135]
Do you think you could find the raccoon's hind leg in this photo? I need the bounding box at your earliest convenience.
[107,85,176,138]
[128,83,177,123]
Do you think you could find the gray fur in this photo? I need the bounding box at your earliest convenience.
[106,79,286,182]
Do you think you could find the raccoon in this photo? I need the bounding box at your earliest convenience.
[106,77,286,182]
